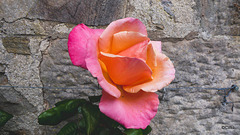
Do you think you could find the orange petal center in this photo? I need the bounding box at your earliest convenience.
[111,31,149,54]
[99,52,153,86]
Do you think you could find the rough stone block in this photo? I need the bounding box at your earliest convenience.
[27,0,127,25]
[40,39,101,107]
[2,37,31,55]
[194,0,240,36]
[0,0,37,22]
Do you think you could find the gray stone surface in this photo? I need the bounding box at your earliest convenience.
[0,0,37,22]
[0,37,44,134]
[27,0,128,25]
[0,0,239,135]
[195,0,240,36]
[151,36,240,134]
[40,38,101,107]
[126,0,199,38]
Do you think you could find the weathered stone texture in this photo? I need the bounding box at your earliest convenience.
[0,0,239,135]
[27,0,128,25]
[126,0,199,38]
[40,39,101,107]
[147,32,240,135]
[152,36,240,134]
[0,0,37,22]
[195,0,240,36]
[2,37,31,55]
[0,37,44,134]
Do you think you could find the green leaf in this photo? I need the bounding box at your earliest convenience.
[55,99,86,108]
[0,110,13,127]
[77,118,88,135]
[38,99,87,125]
[81,103,101,135]
[143,126,152,135]
[64,99,86,114]
[109,128,123,135]
[100,113,120,128]
[124,129,143,135]
[78,117,85,129]
[98,128,111,135]
[98,127,123,135]
[88,95,101,103]
[38,107,62,125]
[124,126,152,135]
[57,122,79,135]
[55,99,75,106]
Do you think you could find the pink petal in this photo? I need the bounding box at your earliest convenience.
[118,40,149,61]
[111,31,149,54]
[99,17,148,53]
[85,35,121,98]
[99,52,153,86]
[99,90,159,129]
[124,52,175,93]
[68,24,104,69]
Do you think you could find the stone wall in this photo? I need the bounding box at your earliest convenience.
[0,0,239,134]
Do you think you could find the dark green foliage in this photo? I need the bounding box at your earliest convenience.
[57,122,79,135]
[97,127,122,135]
[0,110,13,127]
[124,126,152,135]
[64,99,86,114]
[79,103,123,135]
[38,99,86,125]
[38,98,152,135]
[55,99,75,106]
[81,103,101,135]
[142,126,152,135]
[100,113,120,128]
[124,129,143,135]
[88,95,101,103]
[38,107,62,125]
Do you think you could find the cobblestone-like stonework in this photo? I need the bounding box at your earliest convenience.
[0,0,239,134]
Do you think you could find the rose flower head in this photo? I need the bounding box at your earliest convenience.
[68,17,175,129]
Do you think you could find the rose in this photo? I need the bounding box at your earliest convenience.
[68,18,175,129]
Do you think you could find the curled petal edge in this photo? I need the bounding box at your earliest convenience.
[85,35,121,98]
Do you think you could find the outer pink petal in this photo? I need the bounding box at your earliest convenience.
[68,24,104,69]
[99,17,148,53]
[117,40,149,61]
[99,90,159,129]
[85,35,121,98]
[99,52,152,86]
